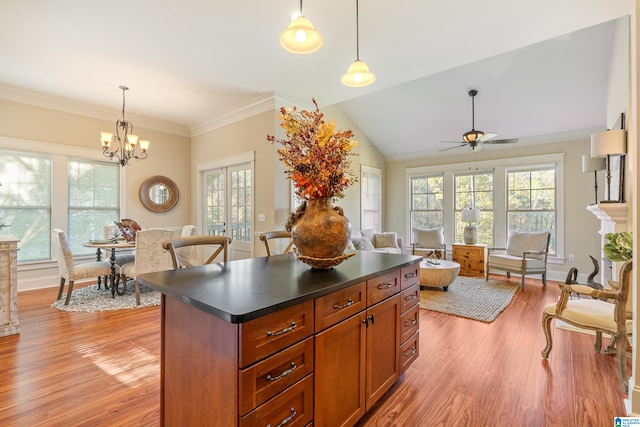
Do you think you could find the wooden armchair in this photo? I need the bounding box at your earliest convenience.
[163,235,231,269]
[485,230,550,289]
[541,260,632,392]
[259,231,294,256]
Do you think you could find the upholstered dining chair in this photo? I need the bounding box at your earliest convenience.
[120,228,175,305]
[259,231,295,256]
[51,229,114,305]
[541,260,633,392]
[485,230,550,290]
[163,235,232,269]
[411,227,446,259]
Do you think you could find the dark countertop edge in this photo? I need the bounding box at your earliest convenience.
[141,255,422,324]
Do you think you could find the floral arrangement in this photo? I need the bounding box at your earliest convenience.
[604,231,633,262]
[267,99,358,200]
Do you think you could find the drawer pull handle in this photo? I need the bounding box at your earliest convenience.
[404,272,417,278]
[266,322,297,337]
[377,282,394,290]
[404,347,417,358]
[404,318,417,327]
[267,407,297,427]
[333,298,353,310]
[266,362,297,382]
[404,293,417,301]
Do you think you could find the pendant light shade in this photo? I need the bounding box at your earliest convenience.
[341,0,375,87]
[341,59,376,87]
[279,1,323,54]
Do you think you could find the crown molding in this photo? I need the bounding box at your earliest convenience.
[0,84,190,137]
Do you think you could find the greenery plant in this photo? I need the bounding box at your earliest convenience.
[604,231,633,262]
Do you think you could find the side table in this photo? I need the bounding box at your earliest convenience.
[452,243,487,277]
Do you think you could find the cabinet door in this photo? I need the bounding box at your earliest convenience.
[315,312,367,427]
[365,294,400,410]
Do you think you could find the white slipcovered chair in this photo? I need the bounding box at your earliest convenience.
[485,230,550,290]
[541,260,632,392]
[51,229,115,305]
[120,228,175,305]
[411,227,446,259]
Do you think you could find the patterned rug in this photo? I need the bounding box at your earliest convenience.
[419,277,519,323]
[51,283,160,312]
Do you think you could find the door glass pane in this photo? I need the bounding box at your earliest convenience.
[206,171,225,236]
[230,167,252,242]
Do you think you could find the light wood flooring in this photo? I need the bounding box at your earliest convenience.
[0,275,629,426]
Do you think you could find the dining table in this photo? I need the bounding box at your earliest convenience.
[84,239,136,297]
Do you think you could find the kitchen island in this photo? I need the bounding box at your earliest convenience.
[139,251,421,427]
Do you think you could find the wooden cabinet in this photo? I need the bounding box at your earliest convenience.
[452,243,487,277]
[153,255,421,427]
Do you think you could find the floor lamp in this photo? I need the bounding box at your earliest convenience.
[581,154,605,205]
[590,129,627,202]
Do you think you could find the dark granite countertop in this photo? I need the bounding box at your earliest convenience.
[138,251,421,323]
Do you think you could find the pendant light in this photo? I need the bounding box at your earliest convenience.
[341,0,375,87]
[279,0,323,54]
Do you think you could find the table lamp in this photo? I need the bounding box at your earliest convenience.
[581,154,606,205]
[591,129,626,202]
[461,208,481,245]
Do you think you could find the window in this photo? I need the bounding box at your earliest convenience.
[507,166,557,254]
[0,151,51,262]
[410,174,443,230]
[68,159,120,256]
[455,171,494,246]
[361,166,381,232]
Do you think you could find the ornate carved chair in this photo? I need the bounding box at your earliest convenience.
[541,260,632,392]
[120,228,175,305]
[259,231,294,256]
[51,229,114,305]
[485,230,550,289]
[411,227,446,259]
[163,235,231,269]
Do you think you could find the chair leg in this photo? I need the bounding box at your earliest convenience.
[56,278,66,301]
[135,281,141,306]
[64,280,75,305]
[541,313,554,358]
[594,331,603,352]
[520,275,525,290]
[506,272,511,279]
[616,333,629,393]
[542,272,547,286]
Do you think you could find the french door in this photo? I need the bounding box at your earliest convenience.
[203,163,252,260]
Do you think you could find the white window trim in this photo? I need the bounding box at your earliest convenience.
[407,153,565,263]
[361,165,382,233]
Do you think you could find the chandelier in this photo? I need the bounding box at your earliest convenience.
[100,86,149,167]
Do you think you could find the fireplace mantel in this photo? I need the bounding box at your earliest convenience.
[586,203,630,283]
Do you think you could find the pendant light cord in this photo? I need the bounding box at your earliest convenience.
[356,0,360,60]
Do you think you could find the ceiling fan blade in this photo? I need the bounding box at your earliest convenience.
[478,133,498,142]
[483,138,518,144]
[438,143,466,152]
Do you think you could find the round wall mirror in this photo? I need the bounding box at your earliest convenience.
[139,175,179,212]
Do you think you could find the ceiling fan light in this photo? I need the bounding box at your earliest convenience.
[279,16,323,54]
[463,130,484,143]
[341,59,376,87]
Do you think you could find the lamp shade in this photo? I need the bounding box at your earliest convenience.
[581,154,606,173]
[279,16,323,54]
[590,129,627,157]
[341,59,376,87]
[461,208,481,223]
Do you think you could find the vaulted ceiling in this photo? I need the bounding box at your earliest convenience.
[0,1,631,158]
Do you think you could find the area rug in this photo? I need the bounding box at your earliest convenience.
[51,283,160,312]
[419,277,519,323]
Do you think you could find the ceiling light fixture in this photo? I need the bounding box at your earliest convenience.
[100,86,149,167]
[279,0,323,54]
[463,90,484,143]
[341,0,375,87]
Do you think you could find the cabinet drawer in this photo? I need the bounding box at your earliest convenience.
[240,374,314,427]
[400,283,419,314]
[400,263,420,290]
[315,281,366,331]
[400,304,419,344]
[240,300,314,367]
[367,270,400,306]
[239,337,314,416]
[400,332,419,374]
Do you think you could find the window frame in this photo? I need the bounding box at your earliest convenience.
[406,153,565,263]
[408,173,444,235]
[361,165,382,233]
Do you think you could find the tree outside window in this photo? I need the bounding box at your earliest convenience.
[455,171,494,246]
[410,174,443,232]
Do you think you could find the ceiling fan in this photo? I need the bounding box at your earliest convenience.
[439,89,518,151]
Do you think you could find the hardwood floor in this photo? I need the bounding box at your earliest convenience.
[0,275,629,426]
